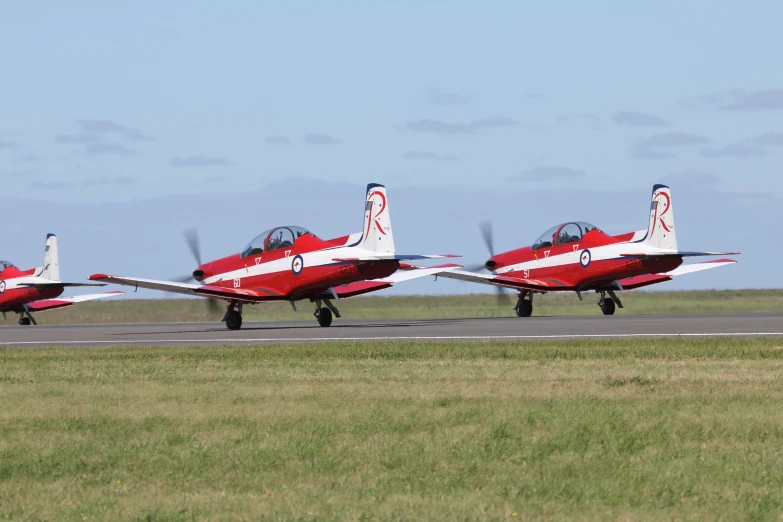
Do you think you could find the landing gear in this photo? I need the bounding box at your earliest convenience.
[316,308,333,327]
[600,297,616,316]
[18,310,37,326]
[515,291,533,318]
[224,301,243,330]
[597,290,623,316]
[313,298,340,327]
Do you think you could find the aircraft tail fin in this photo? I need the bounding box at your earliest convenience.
[41,233,60,281]
[361,183,396,254]
[642,184,678,250]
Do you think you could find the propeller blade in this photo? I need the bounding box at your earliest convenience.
[479,220,494,257]
[206,298,221,314]
[465,263,487,272]
[183,228,202,267]
[496,286,512,306]
[172,275,194,283]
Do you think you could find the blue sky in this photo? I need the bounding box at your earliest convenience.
[1,1,781,294]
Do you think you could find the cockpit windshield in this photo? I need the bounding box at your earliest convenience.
[0,260,15,272]
[531,222,600,250]
[241,226,312,258]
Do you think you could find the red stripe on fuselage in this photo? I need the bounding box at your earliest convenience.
[0,285,64,312]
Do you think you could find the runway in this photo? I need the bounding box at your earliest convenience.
[1,313,782,348]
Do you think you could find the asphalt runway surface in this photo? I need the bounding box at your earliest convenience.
[1,313,782,348]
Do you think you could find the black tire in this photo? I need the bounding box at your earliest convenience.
[317,308,333,327]
[515,300,533,318]
[601,298,616,316]
[226,311,243,330]
[19,317,31,326]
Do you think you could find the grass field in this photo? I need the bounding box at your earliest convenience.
[10,289,783,325]
[3,338,783,520]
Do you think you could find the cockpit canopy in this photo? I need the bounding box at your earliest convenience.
[531,222,600,250]
[0,260,15,272]
[241,226,313,258]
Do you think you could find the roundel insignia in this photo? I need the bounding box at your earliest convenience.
[0,280,5,294]
[291,255,304,275]
[579,249,591,268]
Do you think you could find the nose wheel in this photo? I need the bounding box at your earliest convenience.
[514,292,533,318]
[224,301,243,330]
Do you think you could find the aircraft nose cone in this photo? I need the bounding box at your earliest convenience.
[192,269,205,281]
[485,259,497,271]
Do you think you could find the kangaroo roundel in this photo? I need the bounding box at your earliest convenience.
[291,255,304,275]
[0,280,5,294]
[579,249,592,268]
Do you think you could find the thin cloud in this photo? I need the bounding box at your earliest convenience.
[265,136,290,146]
[557,113,601,124]
[0,169,33,178]
[76,119,155,141]
[29,176,137,190]
[170,155,233,167]
[0,140,20,150]
[13,153,40,162]
[611,110,667,127]
[701,132,783,158]
[720,90,783,111]
[85,142,137,156]
[660,169,722,187]
[402,116,517,134]
[513,165,586,181]
[402,150,458,163]
[632,132,708,160]
[303,133,341,145]
[421,87,472,106]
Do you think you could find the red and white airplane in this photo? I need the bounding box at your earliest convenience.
[0,234,124,325]
[437,184,740,316]
[90,183,459,330]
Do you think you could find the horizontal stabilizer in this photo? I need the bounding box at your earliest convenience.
[613,258,738,290]
[25,291,125,312]
[333,254,460,262]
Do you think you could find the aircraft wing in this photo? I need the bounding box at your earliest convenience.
[88,274,286,303]
[25,291,125,312]
[434,269,577,292]
[18,282,107,288]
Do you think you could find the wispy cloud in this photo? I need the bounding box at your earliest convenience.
[13,153,40,162]
[700,132,783,158]
[0,169,33,178]
[513,165,586,181]
[557,113,601,124]
[633,132,708,160]
[170,155,233,167]
[402,150,459,163]
[265,136,290,146]
[85,142,137,156]
[29,176,137,190]
[76,119,155,141]
[0,140,20,151]
[660,169,722,187]
[303,133,341,145]
[402,116,517,134]
[611,110,667,127]
[684,89,783,111]
[420,87,472,106]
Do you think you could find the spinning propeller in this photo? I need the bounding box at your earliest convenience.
[467,221,511,306]
[177,228,221,314]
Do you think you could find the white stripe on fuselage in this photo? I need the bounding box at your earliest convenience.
[202,244,378,285]
[495,235,665,275]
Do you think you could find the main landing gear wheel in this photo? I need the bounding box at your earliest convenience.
[516,300,533,318]
[226,310,243,330]
[600,297,616,316]
[316,308,333,327]
[19,317,31,326]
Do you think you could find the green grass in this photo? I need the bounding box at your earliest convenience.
[7,289,783,325]
[3,338,783,520]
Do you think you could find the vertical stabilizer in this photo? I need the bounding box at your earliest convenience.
[361,183,396,254]
[644,184,678,250]
[41,233,60,281]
